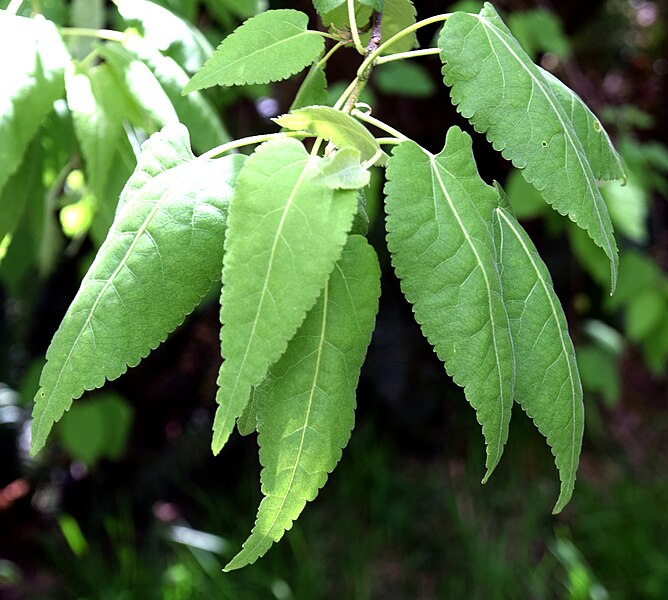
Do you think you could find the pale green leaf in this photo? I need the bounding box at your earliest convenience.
[184,10,324,92]
[492,206,583,513]
[226,235,380,570]
[30,125,245,455]
[320,147,371,189]
[274,106,380,162]
[439,3,618,289]
[539,67,625,182]
[124,36,231,153]
[289,64,328,111]
[97,43,179,133]
[115,0,213,73]
[385,127,514,479]
[0,13,70,194]
[212,139,358,454]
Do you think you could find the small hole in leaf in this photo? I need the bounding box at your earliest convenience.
[541,141,548,148]
[594,121,602,132]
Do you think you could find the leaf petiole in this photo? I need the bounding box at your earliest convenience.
[316,40,347,68]
[199,131,311,161]
[375,47,441,65]
[352,108,408,142]
[347,0,366,54]
[59,27,129,43]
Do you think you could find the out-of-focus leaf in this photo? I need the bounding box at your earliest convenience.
[375,61,435,98]
[576,345,620,407]
[626,290,667,343]
[602,176,648,244]
[507,9,569,60]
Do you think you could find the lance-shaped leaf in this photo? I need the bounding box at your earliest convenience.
[538,67,625,182]
[123,36,231,153]
[492,206,583,513]
[30,125,245,455]
[0,13,70,194]
[212,139,358,454]
[385,127,514,479]
[183,10,324,93]
[226,235,381,571]
[439,3,618,289]
[275,106,380,162]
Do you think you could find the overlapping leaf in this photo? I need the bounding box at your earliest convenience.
[212,139,358,454]
[123,36,231,153]
[184,10,324,92]
[226,235,381,570]
[0,13,70,194]
[275,106,380,162]
[385,127,513,479]
[492,206,583,513]
[290,65,328,112]
[439,3,618,288]
[31,125,245,455]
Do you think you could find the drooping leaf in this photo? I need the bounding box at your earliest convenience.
[212,139,358,454]
[97,43,179,133]
[492,206,583,513]
[385,127,514,479]
[183,10,324,92]
[539,67,625,182]
[30,125,245,455]
[289,64,328,111]
[0,12,70,194]
[275,106,380,162]
[65,64,126,209]
[226,235,381,570]
[439,3,618,289]
[115,0,213,73]
[123,36,231,153]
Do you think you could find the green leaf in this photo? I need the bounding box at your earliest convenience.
[359,0,383,10]
[492,207,583,513]
[65,64,126,208]
[225,235,380,570]
[385,127,514,480]
[439,3,618,289]
[183,10,324,92]
[237,387,260,436]
[212,139,358,454]
[0,13,70,194]
[312,0,346,14]
[115,0,213,73]
[375,61,436,98]
[539,67,625,182]
[320,148,371,189]
[97,43,179,133]
[275,106,380,162]
[289,64,328,112]
[123,36,231,153]
[507,8,570,60]
[367,0,417,54]
[30,125,245,455]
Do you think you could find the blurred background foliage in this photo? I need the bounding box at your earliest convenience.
[0,0,667,598]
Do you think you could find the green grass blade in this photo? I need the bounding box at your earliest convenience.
[385,127,514,480]
[439,3,618,290]
[225,235,380,570]
[212,139,358,454]
[183,9,324,92]
[30,125,244,455]
[492,207,584,513]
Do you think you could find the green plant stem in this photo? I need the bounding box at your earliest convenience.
[316,40,346,69]
[199,131,310,161]
[312,30,346,42]
[347,0,366,54]
[376,137,404,146]
[357,13,451,76]
[352,109,408,141]
[362,148,385,169]
[6,0,24,15]
[333,78,360,111]
[376,47,441,65]
[59,27,128,43]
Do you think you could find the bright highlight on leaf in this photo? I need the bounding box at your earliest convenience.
[492,206,584,513]
[212,138,358,454]
[385,127,514,480]
[225,235,380,570]
[275,106,381,162]
[30,125,245,455]
[439,2,618,290]
[183,10,324,93]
